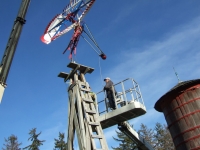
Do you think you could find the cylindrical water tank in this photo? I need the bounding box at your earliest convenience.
[155,79,200,150]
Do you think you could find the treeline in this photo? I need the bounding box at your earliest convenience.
[2,123,175,150]
[2,128,67,150]
[112,122,175,150]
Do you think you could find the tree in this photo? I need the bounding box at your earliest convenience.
[54,132,67,150]
[112,123,175,150]
[112,129,137,150]
[2,135,21,150]
[23,128,45,150]
[138,123,156,148]
[154,123,175,150]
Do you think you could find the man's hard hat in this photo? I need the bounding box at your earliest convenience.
[104,77,110,81]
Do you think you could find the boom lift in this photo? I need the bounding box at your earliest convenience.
[97,78,154,150]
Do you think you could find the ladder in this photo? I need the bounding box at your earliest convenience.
[59,62,108,150]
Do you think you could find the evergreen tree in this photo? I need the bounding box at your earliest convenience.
[112,123,175,150]
[23,128,45,150]
[154,123,175,150]
[138,123,156,148]
[54,132,67,150]
[112,129,137,150]
[2,135,21,150]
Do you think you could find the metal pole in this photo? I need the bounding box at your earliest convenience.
[0,0,31,103]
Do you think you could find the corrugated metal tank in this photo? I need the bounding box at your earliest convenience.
[155,79,200,150]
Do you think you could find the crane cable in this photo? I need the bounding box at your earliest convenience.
[80,35,100,55]
[81,34,104,87]
[80,23,105,86]
[83,23,105,55]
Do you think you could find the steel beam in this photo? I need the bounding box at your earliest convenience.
[0,0,30,103]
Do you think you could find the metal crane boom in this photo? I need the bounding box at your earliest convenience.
[118,121,155,150]
[0,0,30,103]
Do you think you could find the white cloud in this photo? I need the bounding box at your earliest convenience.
[103,15,200,105]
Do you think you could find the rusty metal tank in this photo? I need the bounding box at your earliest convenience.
[155,79,200,150]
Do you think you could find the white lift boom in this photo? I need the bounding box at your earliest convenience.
[118,121,154,150]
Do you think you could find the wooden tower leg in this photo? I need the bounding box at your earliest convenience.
[59,62,109,150]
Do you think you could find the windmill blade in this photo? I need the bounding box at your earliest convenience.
[41,14,64,44]
[41,0,95,44]
[78,0,95,21]
[41,14,77,44]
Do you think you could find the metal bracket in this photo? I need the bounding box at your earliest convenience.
[16,17,26,24]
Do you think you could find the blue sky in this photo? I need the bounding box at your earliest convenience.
[0,0,200,149]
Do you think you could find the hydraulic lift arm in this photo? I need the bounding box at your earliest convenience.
[118,121,154,150]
